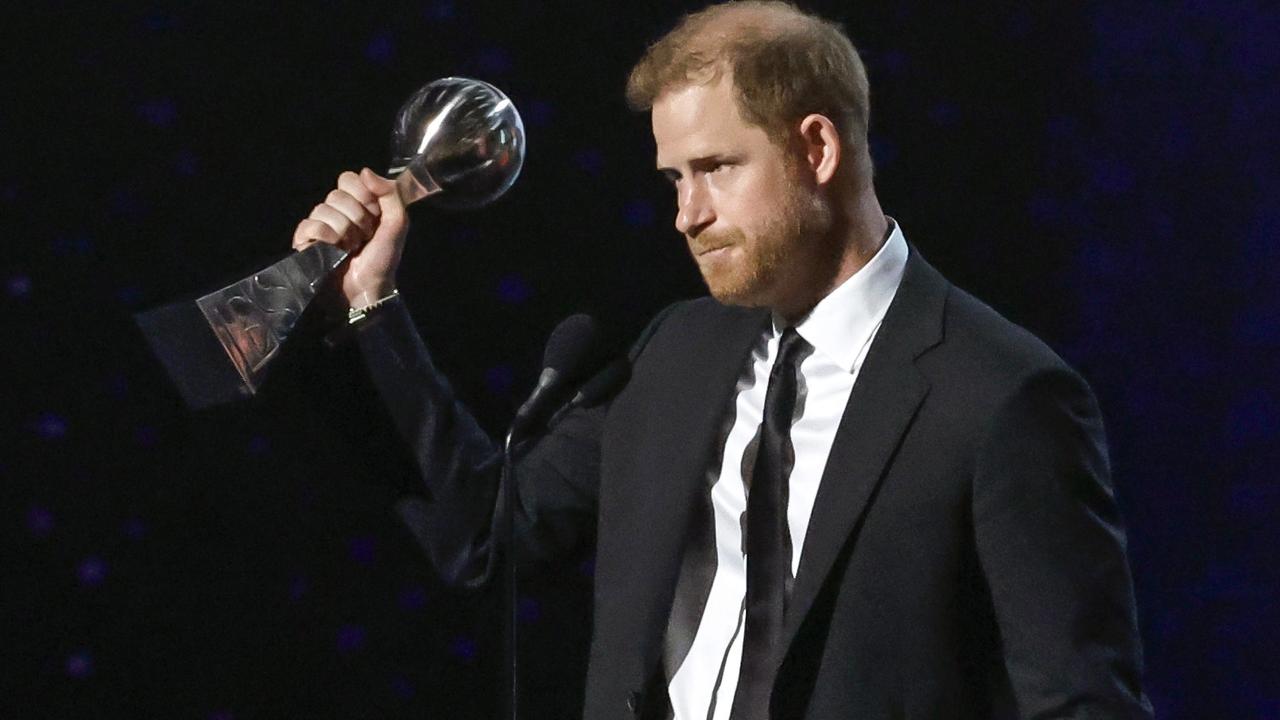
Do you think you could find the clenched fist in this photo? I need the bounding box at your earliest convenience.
[292,168,408,309]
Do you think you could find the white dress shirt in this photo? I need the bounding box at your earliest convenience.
[667,220,909,720]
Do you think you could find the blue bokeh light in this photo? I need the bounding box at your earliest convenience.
[26,506,54,537]
[623,199,655,229]
[337,624,366,653]
[366,31,396,65]
[77,556,108,587]
[5,274,31,298]
[33,413,68,440]
[497,273,533,305]
[65,650,93,678]
[349,536,377,566]
[448,636,477,662]
[484,364,515,397]
[137,99,178,128]
[398,585,427,611]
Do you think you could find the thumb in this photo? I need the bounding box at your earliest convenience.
[361,167,407,223]
[360,167,398,199]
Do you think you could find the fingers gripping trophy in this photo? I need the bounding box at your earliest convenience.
[136,78,526,408]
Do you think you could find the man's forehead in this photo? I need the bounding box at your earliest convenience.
[651,78,739,136]
[651,78,765,166]
[652,86,721,165]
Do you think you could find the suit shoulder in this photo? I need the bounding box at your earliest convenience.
[910,282,1101,469]
[929,283,1081,391]
[665,295,752,322]
[645,296,760,341]
[627,296,766,376]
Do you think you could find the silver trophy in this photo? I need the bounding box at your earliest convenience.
[136,78,526,408]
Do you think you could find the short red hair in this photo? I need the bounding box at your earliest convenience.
[626,1,870,155]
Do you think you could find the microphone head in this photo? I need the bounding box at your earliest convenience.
[511,313,603,440]
[542,313,601,380]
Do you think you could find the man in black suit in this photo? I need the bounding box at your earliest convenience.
[293,2,1152,718]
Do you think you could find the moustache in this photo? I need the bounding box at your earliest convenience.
[688,228,747,255]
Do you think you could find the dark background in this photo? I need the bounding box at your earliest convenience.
[3,1,1277,718]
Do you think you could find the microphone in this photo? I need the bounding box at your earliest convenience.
[544,354,632,429]
[501,313,601,720]
[510,313,602,439]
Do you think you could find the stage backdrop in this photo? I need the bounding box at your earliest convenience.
[2,1,1276,718]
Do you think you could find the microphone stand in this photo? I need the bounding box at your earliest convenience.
[495,313,601,720]
[501,427,520,720]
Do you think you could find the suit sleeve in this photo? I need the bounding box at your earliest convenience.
[351,297,680,590]
[352,297,604,589]
[972,367,1153,719]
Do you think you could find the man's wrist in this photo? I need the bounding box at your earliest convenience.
[347,287,401,325]
[348,283,399,313]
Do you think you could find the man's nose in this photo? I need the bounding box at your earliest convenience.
[675,181,714,236]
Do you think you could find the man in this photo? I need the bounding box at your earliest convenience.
[293,2,1152,718]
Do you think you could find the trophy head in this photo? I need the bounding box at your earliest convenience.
[389,77,526,210]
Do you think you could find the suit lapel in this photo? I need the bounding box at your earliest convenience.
[628,302,770,531]
[780,248,948,650]
[604,301,769,672]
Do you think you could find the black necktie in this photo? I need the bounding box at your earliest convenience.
[730,327,805,720]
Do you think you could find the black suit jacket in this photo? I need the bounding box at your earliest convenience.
[356,248,1153,719]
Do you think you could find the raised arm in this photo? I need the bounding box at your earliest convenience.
[293,170,603,589]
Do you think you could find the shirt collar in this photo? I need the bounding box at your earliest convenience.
[772,217,909,373]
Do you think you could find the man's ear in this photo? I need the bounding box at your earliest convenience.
[797,114,841,186]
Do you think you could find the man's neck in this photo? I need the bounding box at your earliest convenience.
[776,190,888,324]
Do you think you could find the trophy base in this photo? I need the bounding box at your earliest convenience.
[135,243,348,409]
[136,300,255,409]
